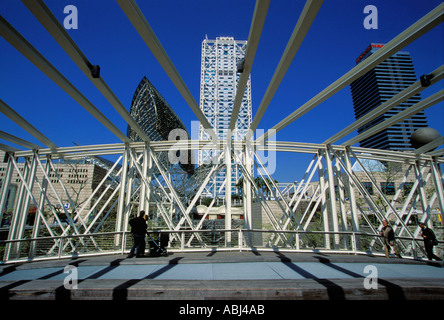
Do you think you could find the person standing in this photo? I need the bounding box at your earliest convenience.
[128,210,148,258]
[380,220,402,258]
[419,222,442,261]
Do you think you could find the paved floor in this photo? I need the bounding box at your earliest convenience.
[0,251,443,300]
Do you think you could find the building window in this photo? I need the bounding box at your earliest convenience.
[380,182,395,195]
[402,182,415,196]
[363,182,373,195]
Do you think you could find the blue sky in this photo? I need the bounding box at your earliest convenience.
[1,0,443,183]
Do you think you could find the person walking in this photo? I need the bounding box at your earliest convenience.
[419,222,442,261]
[380,220,402,258]
[128,210,148,258]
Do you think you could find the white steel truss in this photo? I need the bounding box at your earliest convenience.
[0,141,442,262]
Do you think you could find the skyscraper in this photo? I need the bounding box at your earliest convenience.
[350,43,428,151]
[198,37,252,198]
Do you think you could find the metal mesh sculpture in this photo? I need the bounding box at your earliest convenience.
[127,77,194,175]
[126,77,226,198]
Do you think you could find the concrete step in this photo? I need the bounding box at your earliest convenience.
[2,278,444,300]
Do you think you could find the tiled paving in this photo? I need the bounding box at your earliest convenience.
[0,251,442,300]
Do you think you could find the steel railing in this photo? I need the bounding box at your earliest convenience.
[0,229,442,264]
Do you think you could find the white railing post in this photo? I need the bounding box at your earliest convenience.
[121,232,126,255]
[181,232,185,251]
[352,232,357,254]
[58,237,64,259]
[239,229,243,252]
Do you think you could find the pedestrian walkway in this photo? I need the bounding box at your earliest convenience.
[0,251,443,300]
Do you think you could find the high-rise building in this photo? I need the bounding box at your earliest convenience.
[198,37,252,198]
[350,43,428,151]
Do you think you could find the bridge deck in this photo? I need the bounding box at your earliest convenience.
[0,251,443,300]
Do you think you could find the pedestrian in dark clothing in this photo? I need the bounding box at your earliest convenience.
[419,222,441,261]
[128,210,148,258]
[380,220,402,258]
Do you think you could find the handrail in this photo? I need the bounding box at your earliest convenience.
[1,228,442,244]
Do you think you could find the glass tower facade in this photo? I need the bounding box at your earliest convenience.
[198,37,252,198]
[350,43,428,151]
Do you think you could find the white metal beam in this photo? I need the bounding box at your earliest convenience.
[0,130,42,150]
[249,0,324,135]
[0,15,130,144]
[324,64,444,145]
[116,0,218,142]
[228,0,270,133]
[344,89,444,146]
[414,136,444,154]
[21,0,151,142]
[250,0,323,132]
[0,143,20,153]
[427,148,444,158]
[8,139,439,165]
[256,2,444,143]
[0,99,58,149]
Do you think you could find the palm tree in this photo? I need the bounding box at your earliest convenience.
[235,177,244,196]
[237,176,280,200]
[254,176,279,199]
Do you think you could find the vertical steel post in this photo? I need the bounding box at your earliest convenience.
[325,148,340,248]
[225,141,232,247]
[243,141,253,247]
[115,144,129,246]
[430,159,444,225]
[0,153,14,224]
[317,151,330,249]
[29,155,51,258]
[5,155,32,260]
[333,150,349,249]
[139,143,148,213]
[243,142,253,230]
[123,149,134,235]
[415,160,431,225]
[344,149,360,249]
[147,142,154,214]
